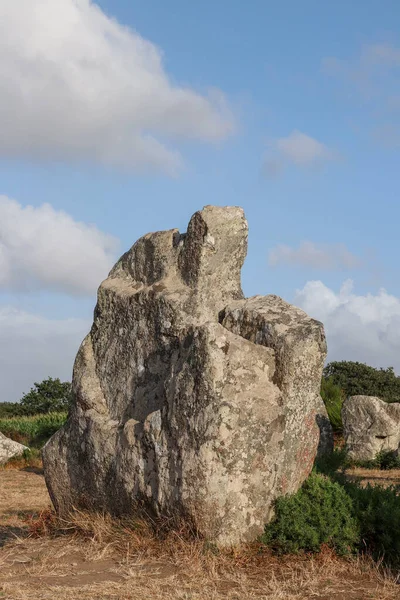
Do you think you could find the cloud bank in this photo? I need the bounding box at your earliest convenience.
[0,0,234,174]
[0,196,119,295]
[295,280,400,373]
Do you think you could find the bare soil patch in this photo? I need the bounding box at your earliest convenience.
[0,468,399,599]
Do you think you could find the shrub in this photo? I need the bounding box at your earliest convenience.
[323,361,400,403]
[316,447,400,473]
[261,473,359,555]
[314,447,350,475]
[355,450,400,471]
[263,466,400,568]
[19,377,72,415]
[375,450,400,470]
[320,377,344,430]
[0,412,67,448]
[345,481,400,566]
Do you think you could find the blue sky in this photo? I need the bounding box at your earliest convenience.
[1,0,400,401]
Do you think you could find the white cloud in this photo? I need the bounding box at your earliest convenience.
[295,280,400,373]
[0,196,119,295]
[264,131,337,176]
[268,241,361,270]
[0,0,234,175]
[0,306,89,403]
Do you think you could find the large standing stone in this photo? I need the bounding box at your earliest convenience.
[0,432,27,465]
[43,205,331,545]
[342,395,400,461]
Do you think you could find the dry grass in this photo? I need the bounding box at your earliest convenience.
[1,454,43,472]
[1,535,399,600]
[345,468,400,489]
[1,469,400,600]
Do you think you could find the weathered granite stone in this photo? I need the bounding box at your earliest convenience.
[342,395,400,461]
[220,295,332,492]
[43,205,331,545]
[0,432,27,465]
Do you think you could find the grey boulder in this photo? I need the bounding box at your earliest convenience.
[0,432,28,465]
[43,205,331,545]
[342,395,400,461]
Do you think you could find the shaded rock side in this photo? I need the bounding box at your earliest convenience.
[0,432,28,465]
[342,395,400,461]
[43,205,331,545]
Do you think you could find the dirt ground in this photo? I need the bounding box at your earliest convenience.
[344,467,400,488]
[0,468,399,600]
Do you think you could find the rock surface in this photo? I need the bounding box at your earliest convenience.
[43,205,331,545]
[0,432,27,465]
[342,395,400,461]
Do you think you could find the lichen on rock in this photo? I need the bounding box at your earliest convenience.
[342,395,400,462]
[43,205,332,545]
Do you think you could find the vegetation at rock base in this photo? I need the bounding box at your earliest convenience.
[263,454,400,568]
[261,473,359,555]
[346,481,400,566]
[355,450,400,471]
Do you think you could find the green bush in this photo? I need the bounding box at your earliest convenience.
[355,450,400,471]
[320,377,344,430]
[19,377,72,415]
[316,447,400,474]
[0,412,67,448]
[263,467,400,568]
[345,482,400,566]
[324,361,400,403]
[374,450,400,470]
[261,473,359,555]
[314,447,351,475]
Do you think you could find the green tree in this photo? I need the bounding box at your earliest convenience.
[323,361,400,403]
[19,377,72,415]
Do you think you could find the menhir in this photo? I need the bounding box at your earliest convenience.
[43,205,332,545]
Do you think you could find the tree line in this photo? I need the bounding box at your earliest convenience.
[0,377,72,418]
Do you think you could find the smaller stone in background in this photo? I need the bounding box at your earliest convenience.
[342,395,400,462]
[0,432,28,465]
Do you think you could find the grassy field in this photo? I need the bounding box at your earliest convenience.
[0,412,67,448]
[0,412,67,470]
